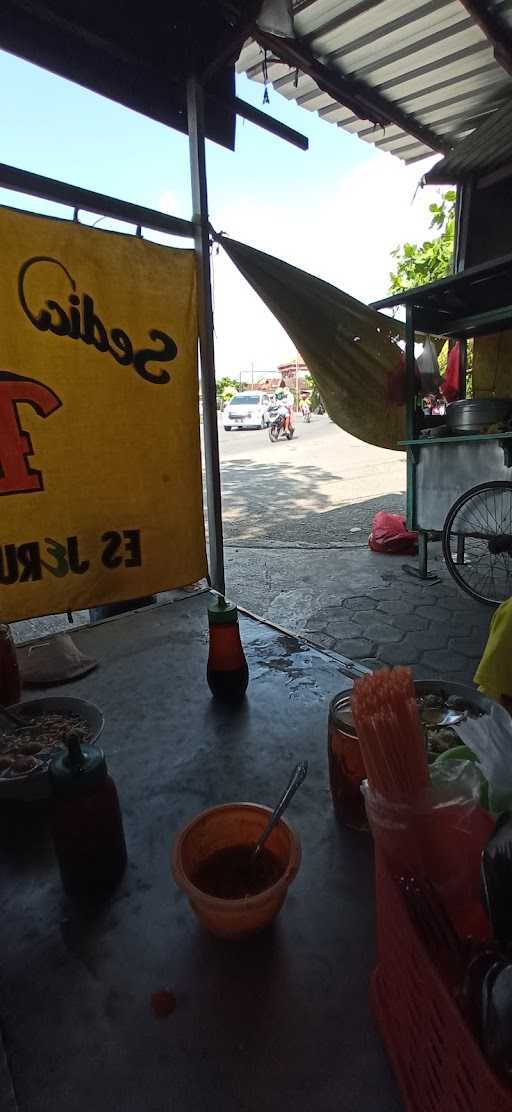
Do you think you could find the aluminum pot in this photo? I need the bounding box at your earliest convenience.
[414,679,494,716]
[446,398,512,435]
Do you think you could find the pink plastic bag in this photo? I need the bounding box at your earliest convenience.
[368,511,418,555]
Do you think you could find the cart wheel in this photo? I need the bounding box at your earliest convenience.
[442,480,512,605]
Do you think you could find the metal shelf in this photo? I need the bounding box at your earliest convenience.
[372,253,512,338]
[399,431,512,447]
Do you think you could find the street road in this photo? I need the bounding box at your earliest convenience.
[13,417,486,693]
[219,413,406,546]
[13,413,406,643]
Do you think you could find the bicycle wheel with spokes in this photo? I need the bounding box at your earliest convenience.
[442,480,512,605]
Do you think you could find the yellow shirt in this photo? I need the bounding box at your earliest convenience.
[474,597,512,702]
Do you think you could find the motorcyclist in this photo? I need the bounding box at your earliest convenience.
[300,397,311,420]
[273,397,290,431]
[276,379,294,435]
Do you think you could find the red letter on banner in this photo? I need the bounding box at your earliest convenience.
[0,373,62,495]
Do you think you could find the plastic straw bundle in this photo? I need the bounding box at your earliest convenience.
[351,666,430,804]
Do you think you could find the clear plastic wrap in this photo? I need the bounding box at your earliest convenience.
[363,767,494,939]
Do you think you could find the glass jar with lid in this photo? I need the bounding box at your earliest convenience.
[0,624,21,706]
[328,691,368,831]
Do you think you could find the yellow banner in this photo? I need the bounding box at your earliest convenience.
[0,206,206,621]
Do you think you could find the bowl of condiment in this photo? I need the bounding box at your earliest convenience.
[172,802,301,939]
[0,696,104,800]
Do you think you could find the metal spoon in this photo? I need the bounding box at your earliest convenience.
[420,707,468,728]
[252,761,308,862]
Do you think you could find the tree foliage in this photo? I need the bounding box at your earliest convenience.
[303,372,322,411]
[216,376,244,407]
[388,190,456,294]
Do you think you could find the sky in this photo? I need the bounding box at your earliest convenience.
[0,49,443,378]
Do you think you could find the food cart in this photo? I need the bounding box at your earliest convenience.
[372,254,512,605]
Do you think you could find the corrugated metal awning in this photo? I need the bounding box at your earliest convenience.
[238,0,512,163]
[424,94,512,181]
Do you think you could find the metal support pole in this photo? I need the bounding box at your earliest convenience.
[0,161,195,239]
[418,531,429,578]
[402,309,441,584]
[405,305,417,531]
[187,77,225,594]
[454,180,473,272]
[233,96,308,151]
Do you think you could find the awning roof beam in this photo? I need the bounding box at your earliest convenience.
[253,28,451,155]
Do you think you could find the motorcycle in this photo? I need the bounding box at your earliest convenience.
[268,405,294,442]
[301,404,311,423]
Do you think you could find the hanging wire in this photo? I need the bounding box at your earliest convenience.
[212,228,224,257]
[411,177,423,205]
[262,48,270,104]
[262,47,269,85]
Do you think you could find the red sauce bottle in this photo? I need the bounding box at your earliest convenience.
[0,624,21,706]
[49,736,127,903]
[207,596,249,704]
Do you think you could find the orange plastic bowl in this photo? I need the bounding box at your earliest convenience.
[172,802,301,939]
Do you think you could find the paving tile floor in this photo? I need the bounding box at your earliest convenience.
[303,553,494,686]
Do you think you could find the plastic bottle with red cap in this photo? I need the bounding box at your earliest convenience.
[207,595,249,704]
